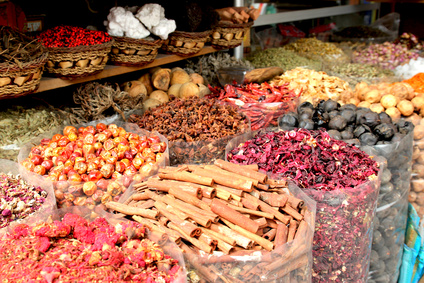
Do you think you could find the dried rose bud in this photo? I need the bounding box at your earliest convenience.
[83,181,97,196]
[107,182,122,197]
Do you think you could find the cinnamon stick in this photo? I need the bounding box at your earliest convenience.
[154,200,201,237]
[159,171,214,186]
[253,217,268,229]
[204,164,259,186]
[274,223,289,247]
[210,198,260,234]
[131,191,154,201]
[214,159,268,183]
[168,222,211,254]
[105,201,159,220]
[263,228,276,241]
[227,203,274,219]
[191,167,253,192]
[287,195,305,209]
[221,219,274,251]
[200,227,236,246]
[241,197,259,210]
[243,193,291,224]
[199,233,218,250]
[168,187,211,211]
[213,184,244,197]
[136,199,155,209]
[210,223,253,249]
[200,186,216,199]
[149,230,169,245]
[260,192,288,207]
[287,219,298,242]
[180,243,220,282]
[173,198,219,223]
[281,204,303,221]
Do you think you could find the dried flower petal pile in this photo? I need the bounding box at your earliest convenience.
[0,172,47,229]
[227,128,380,282]
[0,213,181,282]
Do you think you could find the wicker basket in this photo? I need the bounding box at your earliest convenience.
[0,51,48,100]
[110,37,164,67]
[162,30,212,57]
[211,21,253,49]
[45,40,113,80]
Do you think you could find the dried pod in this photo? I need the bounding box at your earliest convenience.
[397,100,414,117]
[170,67,190,85]
[123,80,147,100]
[179,82,200,98]
[149,90,169,104]
[167,83,182,98]
[189,73,204,85]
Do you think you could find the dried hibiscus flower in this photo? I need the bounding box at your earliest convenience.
[0,213,181,282]
[227,128,380,282]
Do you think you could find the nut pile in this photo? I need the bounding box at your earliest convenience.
[0,172,47,229]
[270,67,352,106]
[410,117,424,217]
[340,81,423,120]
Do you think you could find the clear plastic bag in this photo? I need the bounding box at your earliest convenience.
[17,115,169,209]
[367,130,414,283]
[0,159,56,235]
[225,130,382,282]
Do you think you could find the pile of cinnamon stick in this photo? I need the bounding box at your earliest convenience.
[106,159,313,282]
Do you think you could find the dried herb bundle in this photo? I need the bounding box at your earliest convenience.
[0,26,45,67]
[67,82,144,124]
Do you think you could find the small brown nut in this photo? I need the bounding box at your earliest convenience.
[413,180,424,193]
[397,99,414,117]
[380,94,398,109]
[83,181,97,196]
[369,103,385,113]
[411,96,424,112]
[414,124,424,140]
[416,192,424,206]
[409,191,417,202]
[385,107,401,121]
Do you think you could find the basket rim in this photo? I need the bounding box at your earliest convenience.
[169,30,212,39]
[0,51,48,74]
[112,36,164,46]
[214,21,254,29]
[46,40,114,54]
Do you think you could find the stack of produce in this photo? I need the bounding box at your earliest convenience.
[278,100,414,282]
[270,67,353,106]
[108,159,315,283]
[410,117,424,216]
[128,96,249,165]
[340,81,422,121]
[246,47,322,71]
[283,37,350,65]
[206,81,300,130]
[226,128,381,282]
[0,212,183,282]
[18,121,168,209]
[136,67,210,112]
[0,105,66,161]
[352,42,420,70]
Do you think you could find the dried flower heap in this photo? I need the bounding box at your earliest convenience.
[0,213,181,282]
[228,128,380,282]
[0,172,47,229]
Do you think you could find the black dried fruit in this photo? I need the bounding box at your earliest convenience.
[340,109,356,124]
[328,115,347,131]
[299,111,313,120]
[341,129,354,140]
[360,132,378,145]
[298,101,314,112]
[374,123,395,140]
[328,110,339,120]
[327,129,341,140]
[299,119,315,130]
[279,113,298,128]
[339,104,357,111]
[323,99,339,112]
[379,112,392,124]
[396,120,414,135]
[358,111,380,128]
[354,125,369,137]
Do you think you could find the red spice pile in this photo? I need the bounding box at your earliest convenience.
[38,26,112,48]
[227,128,379,190]
[0,213,181,282]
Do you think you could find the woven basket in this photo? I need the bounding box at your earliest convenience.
[0,51,48,100]
[45,40,113,80]
[110,37,164,67]
[211,21,253,49]
[162,30,212,57]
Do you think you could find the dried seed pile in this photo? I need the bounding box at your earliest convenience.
[0,213,181,282]
[0,172,47,229]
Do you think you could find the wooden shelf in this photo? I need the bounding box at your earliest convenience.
[36,46,219,93]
